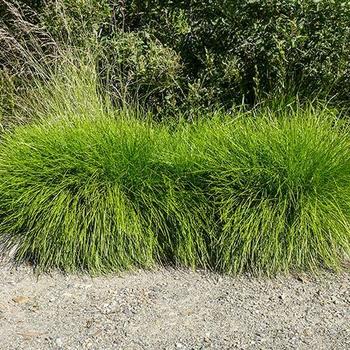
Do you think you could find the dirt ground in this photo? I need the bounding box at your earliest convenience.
[0,260,349,350]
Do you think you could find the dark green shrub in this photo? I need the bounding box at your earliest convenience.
[98,31,183,112]
[119,0,350,108]
[40,0,111,45]
[3,1,350,113]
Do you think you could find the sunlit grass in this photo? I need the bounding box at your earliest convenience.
[0,114,210,273]
[0,49,349,275]
[189,106,350,274]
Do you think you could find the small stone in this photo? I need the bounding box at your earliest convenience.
[85,319,93,328]
[296,275,308,283]
[55,337,63,347]
[303,328,312,336]
[176,343,183,348]
[331,296,339,304]
[17,330,46,339]
[12,296,30,304]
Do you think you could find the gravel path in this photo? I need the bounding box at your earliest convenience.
[0,260,349,350]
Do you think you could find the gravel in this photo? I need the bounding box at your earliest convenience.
[0,260,349,350]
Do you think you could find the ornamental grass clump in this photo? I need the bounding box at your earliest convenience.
[0,103,349,275]
[0,115,209,273]
[190,108,350,274]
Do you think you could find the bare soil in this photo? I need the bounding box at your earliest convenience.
[0,260,349,350]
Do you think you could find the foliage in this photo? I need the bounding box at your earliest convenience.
[0,100,350,274]
[1,1,350,276]
[0,113,210,272]
[98,31,183,112]
[2,0,350,114]
[40,0,111,45]
[103,0,350,109]
[189,106,350,274]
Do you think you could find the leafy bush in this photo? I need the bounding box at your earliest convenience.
[98,31,183,112]
[120,0,350,108]
[40,0,111,45]
[2,1,350,114]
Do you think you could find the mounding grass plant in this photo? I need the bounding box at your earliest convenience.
[1,105,350,275]
[0,115,210,273]
[0,39,349,274]
[189,106,350,274]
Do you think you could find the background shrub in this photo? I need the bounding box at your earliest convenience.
[96,0,350,110]
[2,0,349,115]
[98,31,183,112]
[40,0,111,45]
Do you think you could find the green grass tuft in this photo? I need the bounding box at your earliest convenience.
[0,115,209,273]
[189,107,350,274]
[0,105,349,275]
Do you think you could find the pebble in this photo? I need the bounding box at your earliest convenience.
[12,296,30,304]
[55,338,63,347]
